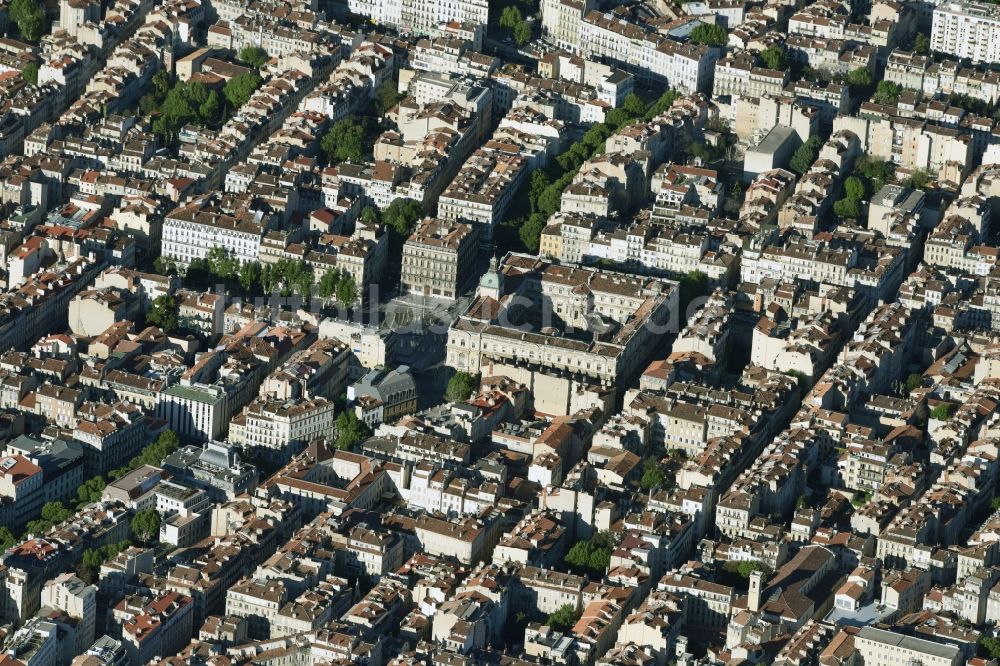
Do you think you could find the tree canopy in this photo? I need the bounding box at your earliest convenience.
[832,197,860,219]
[374,80,404,116]
[689,23,727,46]
[844,176,865,201]
[334,411,371,450]
[145,77,223,140]
[855,155,894,193]
[20,62,38,85]
[873,80,902,105]
[931,403,954,420]
[547,604,580,633]
[75,477,106,508]
[321,117,368,164]
[643,89,680,121]
[77,540,130,584]
[564,532,618,576]
[224,72,263,109]
[789,136,823,175]
[238,46,268,68]
[500,6,532,45]
[146,294,179,333]
[0,527,15,552]
[905,168,931,190]
[110,430,180,480]
[622,93,647,116]
[759,45,788,71]
[318,269,358,304]
[383,198,424,247]
[446,372,479,402]
[518,213,546,253]
[132,509,161,545]
[513,21,531,46]
[640,457,668,490]
[10,0,45,42]
[847,67,873,88]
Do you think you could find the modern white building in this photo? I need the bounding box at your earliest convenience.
[932,1,1000,64]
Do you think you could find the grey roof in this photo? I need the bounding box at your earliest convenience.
[856,626,961,659]
[752,126,799,155]
[7,434,83,477]
[352,365,416,403]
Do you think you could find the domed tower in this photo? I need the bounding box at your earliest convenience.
[478,254,504,301]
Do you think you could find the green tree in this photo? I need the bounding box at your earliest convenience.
[187,80,209,106]
[723,560,772,580]
[10,0,46,42]
[0,526,15,552]
[873,80,902,105]
[931,403,954,420]
[622,93,646,117]
[117,429,180,478]
[321,117,367,164]
[789,136,822,175]
[238,45,268,68]
[605,108,633,129]
[153,256,176,276]
[679,270,710,315]
[152,70,171,98]
[581,124,611,152]
[382,197,424,240]
[906,168,930,190]
[640,458,666,490]
[224,72,263,109]
[146,294,178,333]
[914,32,930,55]
[529,170,551,213]
[334,411,370,450]
[374,80,404,116]
[686,142,716,163]
[318,269,342,299]
[547,604,580,633]
[500,5,523,28]
[76,477,106,507]
[519,213,545,253]
[981,636,1000,660]
[833,197,860,219]
[844,176,865,201]
[643,89,680,120]
[904,373,923,394]
[513,20,531,46]
[847,67,872,89]
[198,90,222,124]
[207,247,239,280]
[564,532,616,576]
[335,275,357,305]
[537,185,563,219]
[132,509,161,545]
[689,23,727,46]
[20,62,38,85]
[238,261,260,293]
[446,371,478,402]
[759,45,788,70]
[856,155,894,193]
[77,540,130,584]
[152,83,196,138]
[41,501,72,525]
